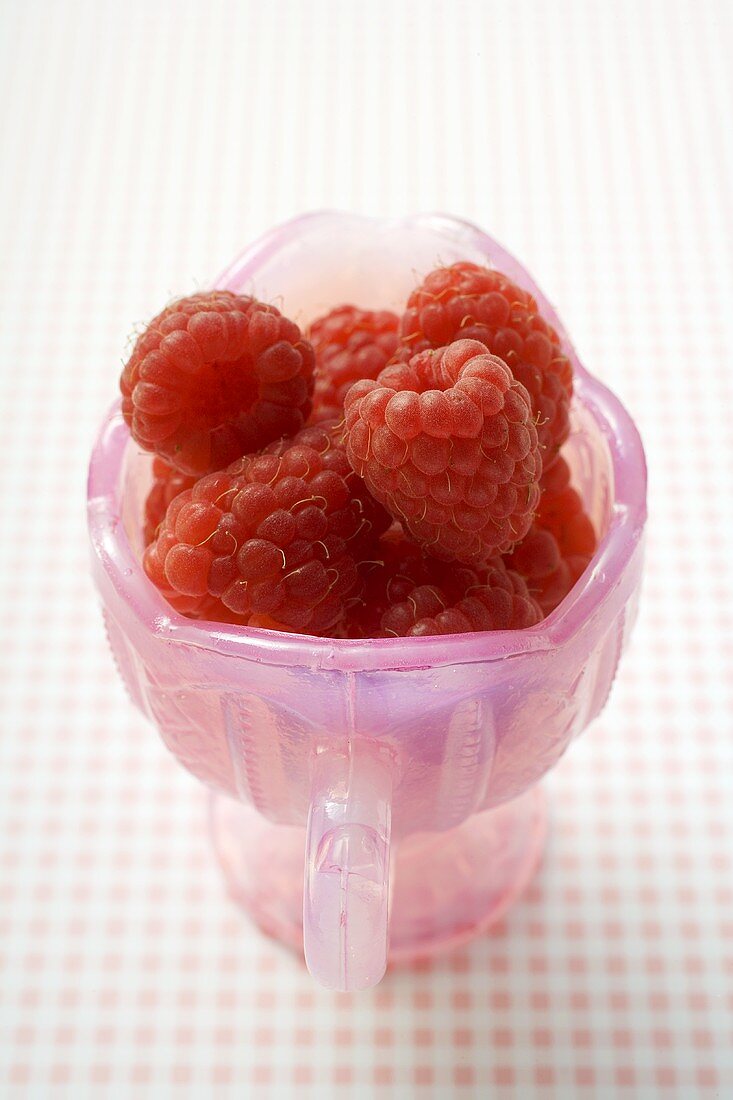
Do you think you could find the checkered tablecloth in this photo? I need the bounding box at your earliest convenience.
[1,0,732,1096]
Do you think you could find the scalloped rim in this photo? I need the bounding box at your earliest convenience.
[88,211,647,672]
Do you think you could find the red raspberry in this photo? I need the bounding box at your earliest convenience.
[121,290,314,476]
[536,458,597,557]
[507,458,597,614]
[309,305,399,421]
[143,458,196,545]
[508,526,589,616]
[399,262,573,467]
[539,451,572,495]
[340,526,439,637]
[508,526,562,582]
[143,421,390,634]
[141,461,252,631]
[379,558,542,637]
[343,339,542,565]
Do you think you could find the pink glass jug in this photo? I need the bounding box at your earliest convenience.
[88,212,647,990]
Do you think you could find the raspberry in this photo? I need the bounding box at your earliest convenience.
[143,421,390,634]
[339,528,544,638]
[343,339,542,565]
[309,305,399,421]
[379,558,542,637]
[508,526,585,615]
[143,458,196,545]
[506,457,597,614]
[340,526,439,637]
[536,458,597,556]
[121,290,314,476]
[539,451,572,495]
[508,526,562,582]
[399,262,573,467]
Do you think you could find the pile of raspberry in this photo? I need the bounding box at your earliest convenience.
[121,263,596,639]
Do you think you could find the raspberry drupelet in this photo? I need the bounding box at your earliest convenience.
[399,262,573,468]
[143,422,390,634]
[121,290,315,477]
[309,305,399,421]
[343,338,542,565]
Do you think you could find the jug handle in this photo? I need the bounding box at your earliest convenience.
[303,739,393,991]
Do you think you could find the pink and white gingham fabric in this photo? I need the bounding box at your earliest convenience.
[1,0,732,1095]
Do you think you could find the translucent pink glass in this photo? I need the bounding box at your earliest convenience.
[88,212,647,991]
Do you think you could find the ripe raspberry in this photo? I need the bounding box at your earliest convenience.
[309,305,399,421]
[539,451,572,495]
[507,457,597,614]
[399,262,573,467]
[507,526,587,616]
[536,458,597,557]
[340,526,440,637]
[379,558,542,638]
[121,290,314,476]
[343,339,542,565]
[143,458,196,545]
[143,421,390,634]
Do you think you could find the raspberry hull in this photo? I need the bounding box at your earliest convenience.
[399,262,573,467]
[143,422,390,633]
[309,305,399,421]
[121,290,314,477]
[344,339,542,564]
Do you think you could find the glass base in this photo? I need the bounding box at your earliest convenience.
[210,786,547,965]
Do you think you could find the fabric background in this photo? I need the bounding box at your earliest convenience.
[1,1,732,1096]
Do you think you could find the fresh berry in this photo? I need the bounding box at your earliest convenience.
[508,526,562,582]
[539,451,571,495]
[344,339,542,564]
[340,526,439,637]
[143,421,390,634]
[379,558,542,637]
[399,262,573,467]
[309,305,399,421]
[340,527,545,638]
[508,526,588,615]
[121,290,315,476]
[507,457,597,614]
[536,458,596,557]
[143,458,196,545]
